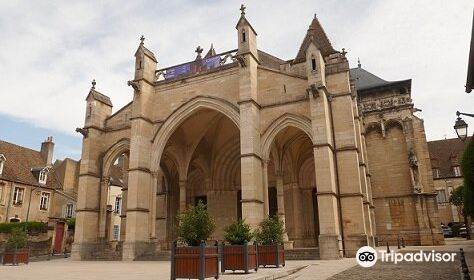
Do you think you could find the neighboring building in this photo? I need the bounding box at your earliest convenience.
[72,8,443,261]
[0,137,78,254]
[428,137,471,224]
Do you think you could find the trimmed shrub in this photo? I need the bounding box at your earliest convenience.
[176,201,215,246]
[224,219,253,245]
[254,216,285,245]
[6,227,28,249]
[0,222,48,234]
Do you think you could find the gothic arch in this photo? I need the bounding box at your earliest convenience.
[102,138,130,178]
[261,113,314,161]
[365,122,382,136]
[150,96,240,172]
[385,119,404,132]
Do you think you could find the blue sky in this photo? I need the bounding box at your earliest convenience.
[0,0,473,161]
[0,113,82,160]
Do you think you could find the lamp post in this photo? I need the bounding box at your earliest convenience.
[454,111,474,141]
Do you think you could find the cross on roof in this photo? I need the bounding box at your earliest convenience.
[140,35,145,44]
[240,4,246,16]
[91,79,96,89]
[341,48,347,57]
[195,46,203,54]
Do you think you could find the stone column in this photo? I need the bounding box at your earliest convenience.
[309,89,342,259]
[331,93,368,257]
[98,177,110,240]
[262,161,269,216]
[179,180,187,212]
[72,127,107,260]
[120,156,129,243]
[122,118,154,261]
[275,173,291,248]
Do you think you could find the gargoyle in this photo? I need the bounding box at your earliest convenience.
[235,55,246,67]
[75,127,89,138]
[127,80,140,93]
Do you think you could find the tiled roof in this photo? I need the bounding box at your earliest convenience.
[428,137,472,178]
[258,50,286,70]
[293,15,337,64]
[0,140,60,189]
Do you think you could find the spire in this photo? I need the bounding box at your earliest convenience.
[293,14,336,64]
[204,43,216,58]
[358,57,361,68]
[235,4,257,35]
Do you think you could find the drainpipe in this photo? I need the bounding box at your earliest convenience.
[325,88,346,256]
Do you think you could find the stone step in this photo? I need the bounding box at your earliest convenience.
[136,250,171,261]
[284,248,320,260]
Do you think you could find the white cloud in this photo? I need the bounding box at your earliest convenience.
[0,0,472,140]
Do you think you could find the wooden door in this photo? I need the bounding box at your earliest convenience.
[53,222,65,254]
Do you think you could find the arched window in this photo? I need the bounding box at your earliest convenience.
[242,29,246,43]
[0,154,6,175]
[311,56,316,71]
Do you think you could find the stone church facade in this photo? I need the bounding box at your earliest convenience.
[72,9,443,261]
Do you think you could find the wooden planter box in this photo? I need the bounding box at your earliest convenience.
[2,249,29,265]
[171,241,219,280]
[258,244,285,267]
[221,242,258,273]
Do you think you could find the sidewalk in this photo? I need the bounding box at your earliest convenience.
[0,258,357,280]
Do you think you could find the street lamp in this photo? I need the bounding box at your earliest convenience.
[454,111,474,141]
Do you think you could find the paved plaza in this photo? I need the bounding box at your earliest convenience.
[1,239,472,280]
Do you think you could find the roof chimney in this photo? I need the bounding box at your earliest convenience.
[40,136,54,166]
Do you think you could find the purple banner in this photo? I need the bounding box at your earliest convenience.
[203,56,221,70]
[164,63,191,79]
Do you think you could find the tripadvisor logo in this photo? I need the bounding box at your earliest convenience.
[356,246,377,267]
[356,246,457,268]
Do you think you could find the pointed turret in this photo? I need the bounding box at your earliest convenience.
[236,4,258,61]
[204,43,216,58]
[85,79,112,128]
[134,35,157,83]
[293,14,337,64]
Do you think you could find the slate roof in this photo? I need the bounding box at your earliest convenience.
[293,15,337,64]
[427,137,472,178]
[0,140,60,189]
[350,66,411,93]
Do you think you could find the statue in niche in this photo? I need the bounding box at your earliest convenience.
[408,148,422,193]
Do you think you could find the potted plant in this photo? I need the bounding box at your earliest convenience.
[254,216,285,268]
[171,201,219,280]
[221,219,258,274]
[2,227,29,265]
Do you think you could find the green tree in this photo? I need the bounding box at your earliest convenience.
[6,227,28,250]
[254,216,285,245]
[223,219,253,245]
[176,201,215,246]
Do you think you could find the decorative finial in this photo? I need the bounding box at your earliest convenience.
[357,57,361,68]
[91,79,96,89]
[140,35,145,45]
[341,48,347,57]
[314,13,317,18]
[240,4,246,16]
[195,46,203,55]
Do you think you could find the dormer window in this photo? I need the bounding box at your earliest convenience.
[0,154,5,175]
[242,29,246,42]
[39,170,47,184]
[453,166,461,177]
[433,168,440,178]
